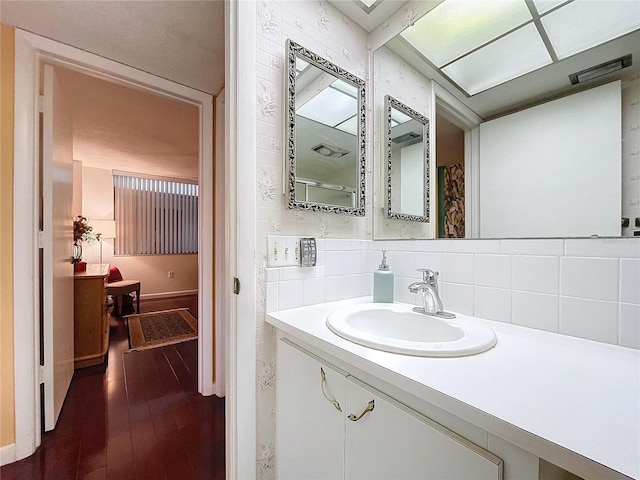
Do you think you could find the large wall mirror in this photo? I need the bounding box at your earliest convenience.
[385,95,430,222]
[371,0,640,239]
[286,39,366,216]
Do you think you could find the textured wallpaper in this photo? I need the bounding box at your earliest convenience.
[254,1,369,476]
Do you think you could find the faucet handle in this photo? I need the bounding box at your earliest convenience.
[417,268,438,284]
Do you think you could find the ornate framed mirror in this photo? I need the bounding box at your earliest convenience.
[385,95,430,222]
[286,39,366,216]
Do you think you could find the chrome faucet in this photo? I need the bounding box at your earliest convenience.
[408,269,456,319]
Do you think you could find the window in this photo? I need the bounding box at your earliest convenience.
[114,174,198,255]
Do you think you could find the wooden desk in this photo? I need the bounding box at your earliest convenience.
[74,264,109,368]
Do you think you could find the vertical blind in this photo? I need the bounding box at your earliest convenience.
[114,175,198,255]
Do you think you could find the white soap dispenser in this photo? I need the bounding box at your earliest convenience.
[373,250,394,303]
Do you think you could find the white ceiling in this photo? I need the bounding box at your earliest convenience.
[1,0,219,180]
[56,67,200,180]
[327,0,408,32]
[1,0,224,94]
[332,0,640,119]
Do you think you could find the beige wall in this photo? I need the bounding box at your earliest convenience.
[81,166,198,296]
[0,22,16,449]
[436,113,465,168]
[72,160,82,216]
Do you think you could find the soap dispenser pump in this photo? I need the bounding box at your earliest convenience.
[373,250,394,303]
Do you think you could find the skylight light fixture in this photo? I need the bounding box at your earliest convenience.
[335,115,358,135]
[541,0,640,59]
[400,0,532,67]
[531,0,568,15]
[391,109,412,125]
[442,23,552,95]
[569,54,632,85]
[296,86,357,128]
[395,0,640,97]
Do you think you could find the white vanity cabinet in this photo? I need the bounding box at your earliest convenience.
[277,338,348,479]
[276,339,503,480]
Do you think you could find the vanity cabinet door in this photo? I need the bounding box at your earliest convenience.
[276,339,348,480]
[344,376,502,480]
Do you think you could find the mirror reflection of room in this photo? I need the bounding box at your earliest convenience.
[435,111,465,239]
[373,0,639,240]
[387,96,430,222]
[287,40,366,216]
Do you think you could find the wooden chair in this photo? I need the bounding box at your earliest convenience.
[106,266,140,317]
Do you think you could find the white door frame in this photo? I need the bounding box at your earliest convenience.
[431,81,482,238]
[12,29,216,460]
[225,0,257,477]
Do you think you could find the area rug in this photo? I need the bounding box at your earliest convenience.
[127,308,198,351]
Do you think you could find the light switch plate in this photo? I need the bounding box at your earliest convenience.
[267,236,302,267]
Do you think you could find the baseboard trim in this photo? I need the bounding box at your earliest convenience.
[139,290,198,301]
[0,443,16,466]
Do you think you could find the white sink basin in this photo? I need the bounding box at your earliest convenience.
[326,303,497,357]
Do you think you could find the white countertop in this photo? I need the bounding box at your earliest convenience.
[266,297,640,480]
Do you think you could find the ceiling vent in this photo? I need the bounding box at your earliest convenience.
[569,54,632,85]
[311,143,350,158]
[392,132,421,144]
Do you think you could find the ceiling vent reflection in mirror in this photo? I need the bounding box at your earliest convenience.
[286,39,366,216]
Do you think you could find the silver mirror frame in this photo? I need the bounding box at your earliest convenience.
[286,39,366,216]
[385,95,430,222]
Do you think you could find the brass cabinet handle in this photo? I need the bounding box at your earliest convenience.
[320,367,342,412]
[347,400,375,422]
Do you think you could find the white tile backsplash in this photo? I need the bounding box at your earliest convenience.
[474,286,512,322]
[441,253,474,284]
[324,250,344,276]
[499,239,564,256]
[266,281,278,313]
[303,277,325,306]
[413,252,444,278]
[559,297,618,344]
[474,255,511,289]
[265,236,639,349]
[620,258,640,304]
[560,257,619,301]
[564,238,640,258]
[512,256,559,294]
[277,279,304,310]
[343,274,363,298]
[441,282,475,315]
[324,275,344,302]
[512,291,559,332]
[619,303,640,349]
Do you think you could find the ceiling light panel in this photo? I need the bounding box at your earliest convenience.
[442,23,552,95]
[296,58,310,74]
[335,116,358,136]
[531,0,569,15]
[541,0,640,59]
[296,88,357,128]
[391,109,412,124]
[400,0,532,67]
[331,79,358,97]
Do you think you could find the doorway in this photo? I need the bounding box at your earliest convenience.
[12,29,217,458]
[432,82,483,239]
[435,110,466,238]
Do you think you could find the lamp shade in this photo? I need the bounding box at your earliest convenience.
[89,219,116,239]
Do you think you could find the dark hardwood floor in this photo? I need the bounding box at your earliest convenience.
[1,295,225,480]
